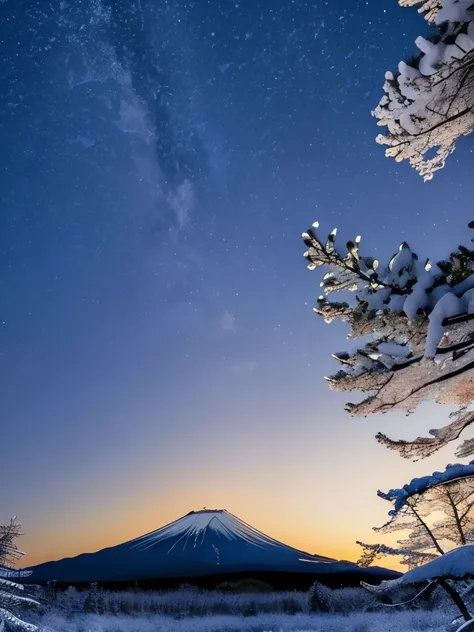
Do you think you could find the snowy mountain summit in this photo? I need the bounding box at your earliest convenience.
[132,509,331,557]
[23,509,399,586]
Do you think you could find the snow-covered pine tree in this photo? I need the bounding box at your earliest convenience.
[0,519,38,632]
[374,0,474,180]
[308,581,332,613]
[357,462,474,569]
[302,221,474,457]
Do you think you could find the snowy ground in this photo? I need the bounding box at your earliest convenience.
[25,587,456,632]
[34,610,452,632]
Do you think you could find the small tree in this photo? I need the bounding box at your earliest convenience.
[0,519,39,632]
[357,464,474,569]
[374,0,474,180]
[308,581,332,613]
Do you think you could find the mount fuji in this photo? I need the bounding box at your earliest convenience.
[23,509,399,587]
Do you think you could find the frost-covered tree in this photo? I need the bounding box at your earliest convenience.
[374,0,474,180]
[0,519,38,632]
[302,221,474,457]
[357,462,474,569]
[363,545,474,623]
[308,581,332,613]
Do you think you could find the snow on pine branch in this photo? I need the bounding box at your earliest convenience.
[374,0,474,180]
[303,221,474,457]
[366,545,474,593]
[356,541,437,568]
[378,460,474,514]
[399,0,442,22]
[358,466,474,569]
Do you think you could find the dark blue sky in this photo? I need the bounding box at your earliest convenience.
[1,0,473,565]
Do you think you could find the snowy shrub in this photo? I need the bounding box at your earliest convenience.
[328,587,375,613]
[83,583,107,615]
[30,609,453,632]
[308,581,332,613]
[280,596,302,615]
[55,586,88,614]
[308,586,376,614]
[52,587,308,617]
[241,600,257,617]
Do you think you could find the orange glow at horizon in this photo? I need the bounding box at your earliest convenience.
[20,500,402,572]
[16,403,456,578]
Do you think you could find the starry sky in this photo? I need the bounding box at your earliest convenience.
[1,0,474,571]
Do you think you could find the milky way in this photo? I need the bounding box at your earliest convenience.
[2,0,474,565]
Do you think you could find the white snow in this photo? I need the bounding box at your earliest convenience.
[425,287,474,357]
[378,461,474,514]
[425,293,464,357]
[373,0,474,180]
[131,510,331,561]
[436,0,474,24]
[382,545,474,585]
[389,244,415,275]
[33,609,452,632]
[403,266,436,320]
[454,275,474,297]
[377,342,411,357]
[388,293,407,312]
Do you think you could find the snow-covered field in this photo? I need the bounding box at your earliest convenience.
[26,587,456,632]
[33,610,452,632]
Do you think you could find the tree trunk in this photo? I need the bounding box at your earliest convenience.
[439,579,472,622]
[446,488,467,545]
[410,504,445,556]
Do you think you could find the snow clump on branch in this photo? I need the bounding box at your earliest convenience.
[303,221,474,457]
[374,0,474,180]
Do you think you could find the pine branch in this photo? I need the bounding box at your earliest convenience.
[302,220,474,455]
[356,540,437,568]
[457,438,474,459]
[376,411,474,461]
[303,223,391,293]
[0,608,38,632]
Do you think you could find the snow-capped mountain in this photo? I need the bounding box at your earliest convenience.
[23,510,399,585]
[131,510,333,559]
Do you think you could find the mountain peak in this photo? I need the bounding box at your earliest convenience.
[186,509,225,515]
[132,509,289,552]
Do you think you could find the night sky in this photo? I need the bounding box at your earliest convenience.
[1,0,474,569]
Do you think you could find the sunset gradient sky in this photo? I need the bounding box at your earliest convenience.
[1,0,474,572]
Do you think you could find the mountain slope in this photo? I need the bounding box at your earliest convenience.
[24,509,398,585]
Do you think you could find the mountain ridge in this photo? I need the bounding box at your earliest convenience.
[22,509,400,587]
